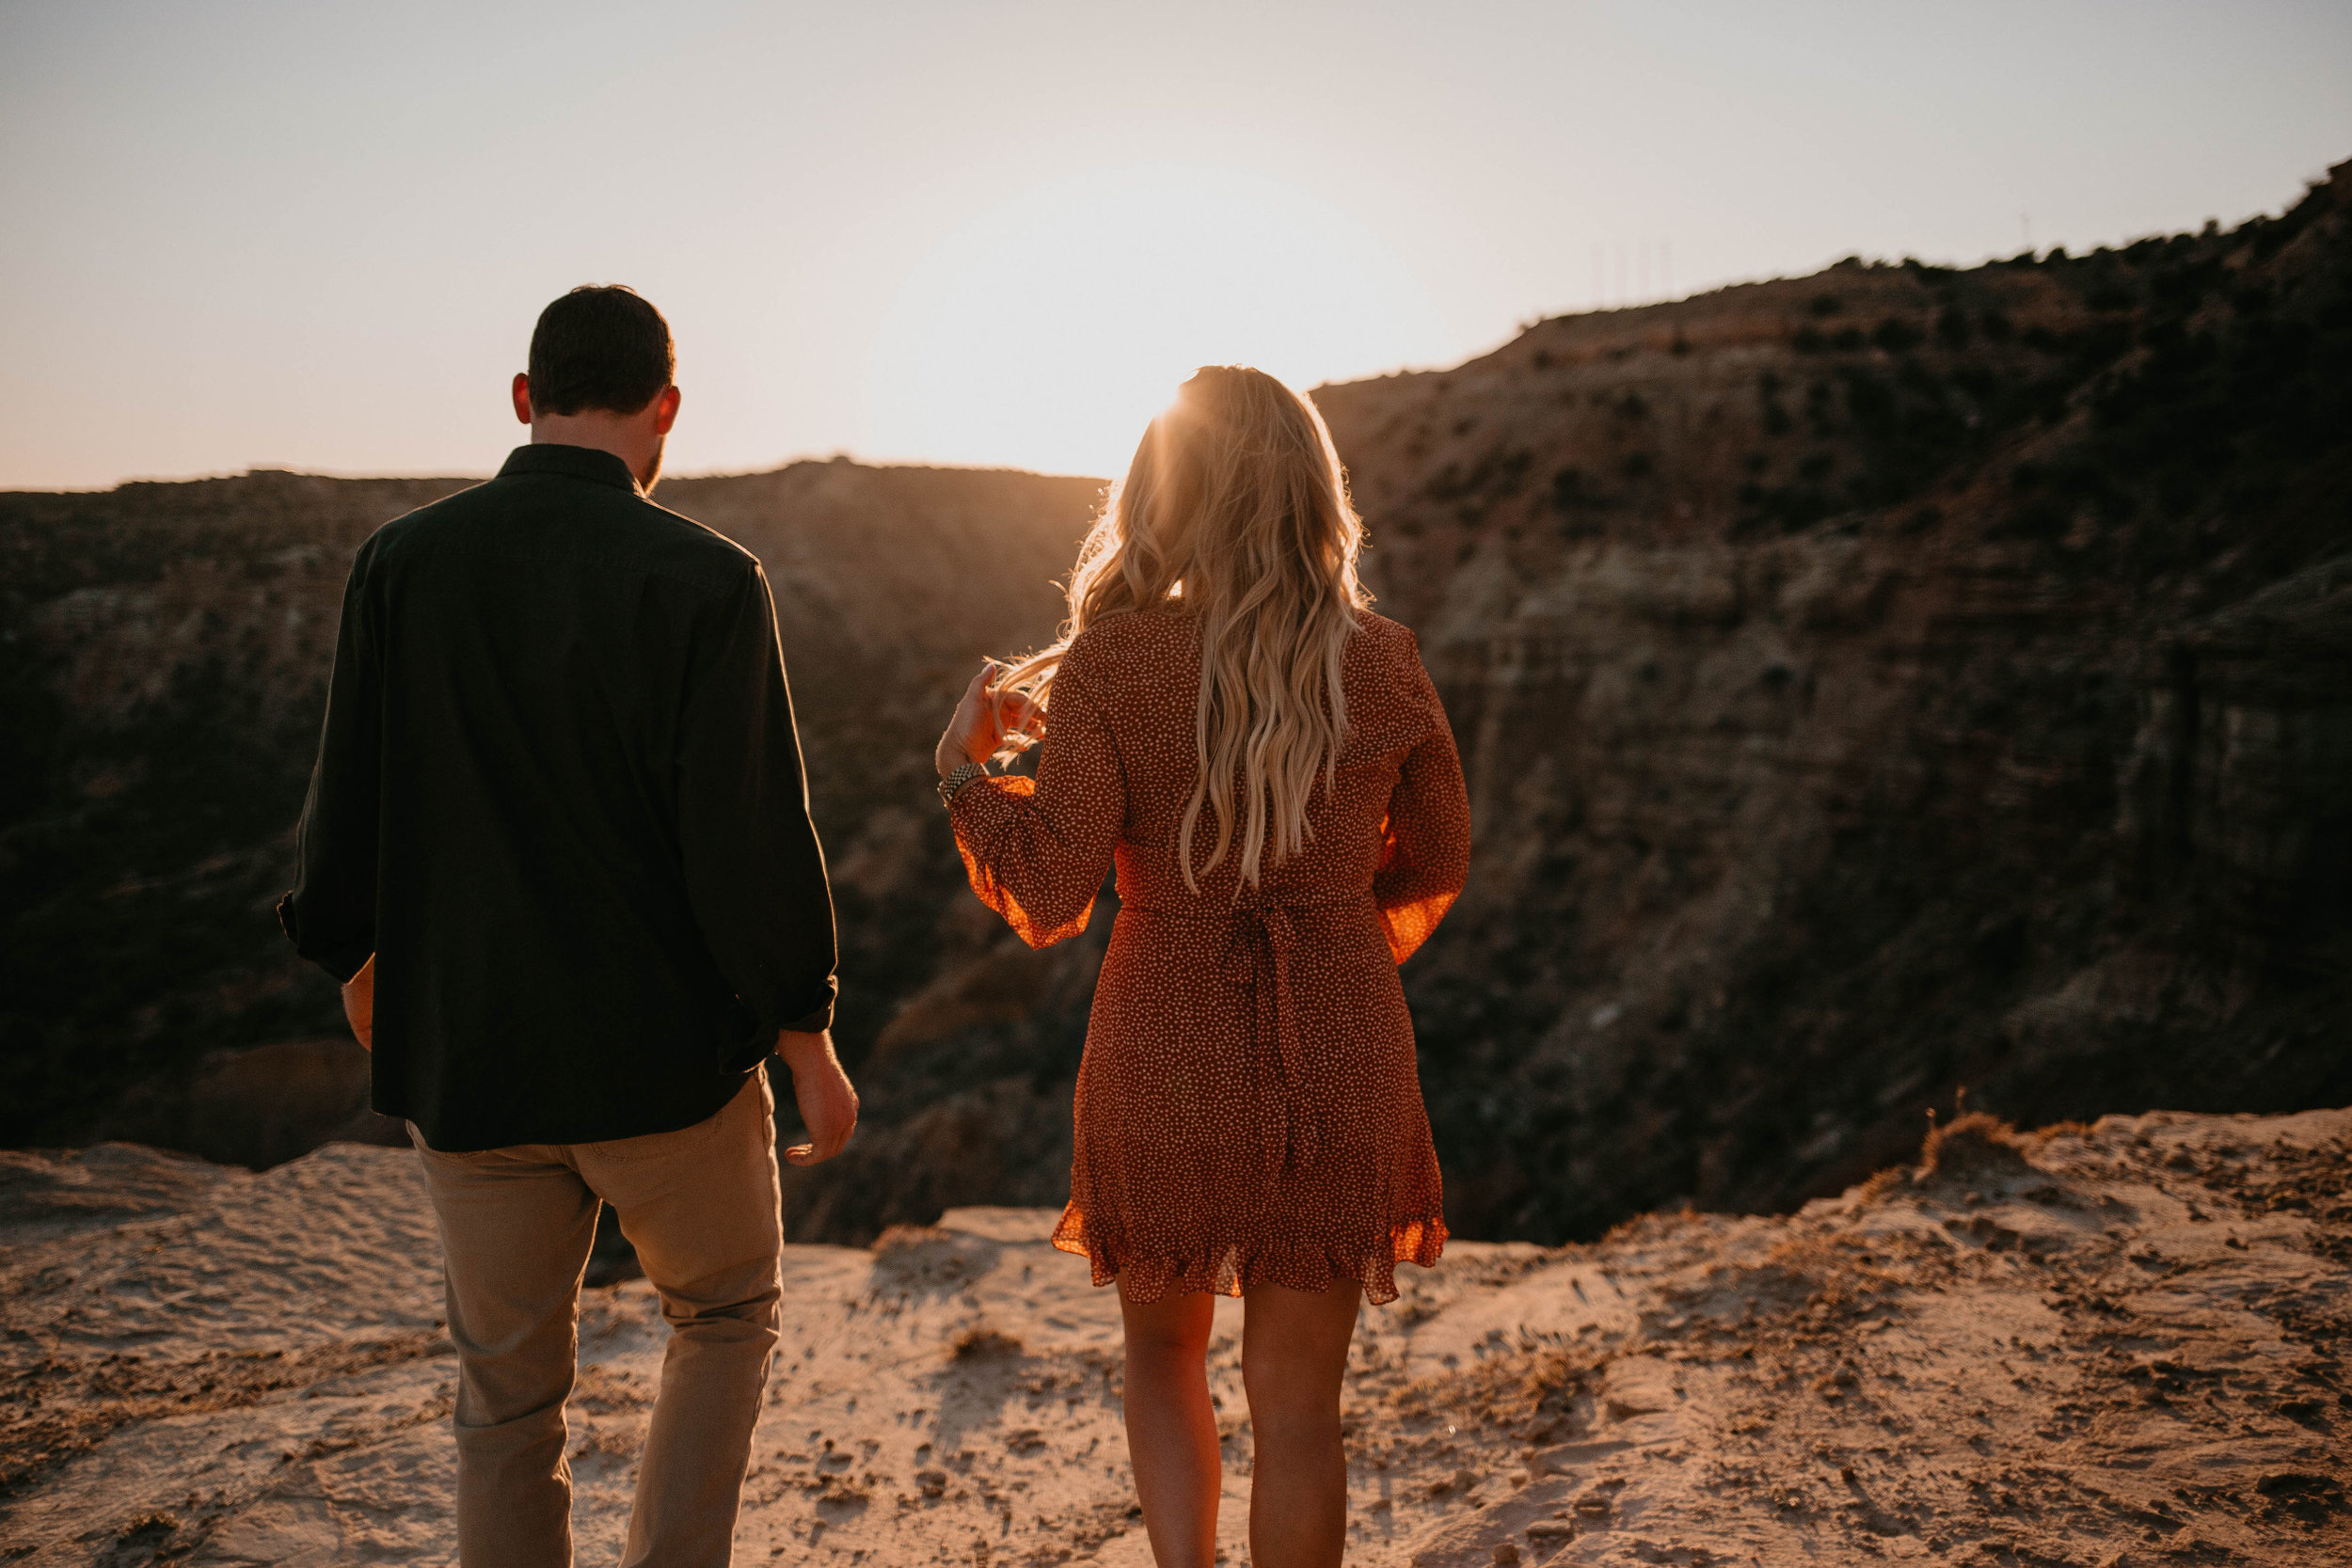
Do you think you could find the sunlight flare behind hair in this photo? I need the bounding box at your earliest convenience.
[996,366,1369,892]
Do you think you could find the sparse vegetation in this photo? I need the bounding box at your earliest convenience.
[8,166,2347,1273]
[1368,167,2352,1244]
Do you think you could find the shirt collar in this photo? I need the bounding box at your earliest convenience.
[497,443,644,496]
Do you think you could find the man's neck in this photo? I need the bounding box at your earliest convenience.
[528,414,661,493]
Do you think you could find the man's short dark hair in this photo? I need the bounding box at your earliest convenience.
[527,285,675,416]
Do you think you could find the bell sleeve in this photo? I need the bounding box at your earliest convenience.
[946,654,1126,949]
[1371,645,1470,965]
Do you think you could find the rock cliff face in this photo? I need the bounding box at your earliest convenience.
[791,160,2352,1246]
[0,463,1099,1165]
[1305,160,2352,1240]
[3,164,2345,1253]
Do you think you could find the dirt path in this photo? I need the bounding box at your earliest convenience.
[3,1107,2344,1565]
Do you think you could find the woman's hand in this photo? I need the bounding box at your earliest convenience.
[935,660,1040,777]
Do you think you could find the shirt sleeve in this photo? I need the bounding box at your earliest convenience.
[278,550,383,984]
[1372,645,1470,965]
[946,656,1126,949]
[676,562,839,1040]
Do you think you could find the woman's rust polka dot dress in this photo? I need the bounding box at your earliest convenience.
[947,609,1470,1304]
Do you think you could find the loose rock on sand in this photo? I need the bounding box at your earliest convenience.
[2,1106,2345,1564]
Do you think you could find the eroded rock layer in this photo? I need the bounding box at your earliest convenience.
[1303,162,2352,1239]
[4,165,2347,1250]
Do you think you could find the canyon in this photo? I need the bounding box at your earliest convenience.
[2,161,2346,1257]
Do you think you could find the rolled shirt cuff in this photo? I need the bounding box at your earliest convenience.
[726,982,836,1071]
[774,974,838,1037]
[780,998,835,1036]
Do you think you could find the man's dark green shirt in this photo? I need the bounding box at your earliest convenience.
[279,444,837,1151]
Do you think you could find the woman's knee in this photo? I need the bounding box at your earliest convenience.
[1121,1288,1215,1364]
[1125,1321,1212,1368]
[1240,1353,1343,1429]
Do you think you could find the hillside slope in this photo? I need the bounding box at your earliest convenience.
[781,158,2352,1246]
[1300,158,2352,1240]
[3,163,2345,1256]
[0,462,1097,1158]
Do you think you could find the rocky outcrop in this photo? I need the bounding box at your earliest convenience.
[0,462,1098,1166]
[1301,159,2352,1240]
[775,163,2350,1249]
[4,164,2345,1257]
[3,1108,2344,1563]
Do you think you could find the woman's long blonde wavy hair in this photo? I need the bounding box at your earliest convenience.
[996,365,1369,893]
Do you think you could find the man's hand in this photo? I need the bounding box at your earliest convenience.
[776,1028,858,1166]
[342,955,375,1053]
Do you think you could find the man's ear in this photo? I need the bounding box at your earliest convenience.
[512,372,533,425]
[652,385,682,436]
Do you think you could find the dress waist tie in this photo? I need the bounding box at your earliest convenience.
[1124,888,1366,1182]
[1222,903,1311,1181]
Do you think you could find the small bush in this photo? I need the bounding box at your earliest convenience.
[1871,318,1923,353]
[952,1326,1025,1361]
[1918,1112,2035,1183]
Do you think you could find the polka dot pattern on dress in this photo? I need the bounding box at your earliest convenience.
[947,610,1471,1305]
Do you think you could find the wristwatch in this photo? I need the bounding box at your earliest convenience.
[937,760,989,806]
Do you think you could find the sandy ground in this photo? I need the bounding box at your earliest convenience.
[2,1106,2345,1566]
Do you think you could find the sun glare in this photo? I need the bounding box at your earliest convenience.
[862,163,1455,479]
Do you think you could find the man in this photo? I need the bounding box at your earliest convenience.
[279,284,856,1567]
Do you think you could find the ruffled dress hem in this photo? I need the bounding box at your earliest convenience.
[1051,1201,1447,1306]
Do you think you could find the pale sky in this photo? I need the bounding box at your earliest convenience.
[3,0,2346,489]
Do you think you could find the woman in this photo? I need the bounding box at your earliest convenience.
[933,365,1470,1568]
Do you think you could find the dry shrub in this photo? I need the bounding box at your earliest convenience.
[1918,1112,2037,1183]
[951,1327,1025,1361]
[1853,1112,2043,1206]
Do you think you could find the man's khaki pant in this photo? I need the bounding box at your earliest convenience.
[409,1069,783,1568]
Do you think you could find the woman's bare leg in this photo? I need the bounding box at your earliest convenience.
[1119,1282,1219,1568]
[1241,1280,1361,1568]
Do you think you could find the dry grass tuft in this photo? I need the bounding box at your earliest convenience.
[950,1326,1025,1361]
[1853,1111,2042,1205]
[1917,1112,2036,1182]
